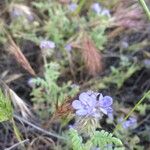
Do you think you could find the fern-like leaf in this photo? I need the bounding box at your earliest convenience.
[68,128,84,150]
[91,130,124,150]
[31,62,79,114]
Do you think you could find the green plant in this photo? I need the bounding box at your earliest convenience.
[89,55,141,90]
[90,25,107,50]
[31,62,79,117]
[0,88,13,122]
[32,0,109,49]
[32,1,77,46]
[136,104,147,115]
[68,128,84,150]
[0,88,23,142]
[68,128,124,150]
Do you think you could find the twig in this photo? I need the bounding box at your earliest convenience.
[139,0,150,20]
[4,139,29,150]
[14,115,66,140]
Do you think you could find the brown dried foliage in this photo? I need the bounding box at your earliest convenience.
[112,0,148,29]
[44,97,75,128]
[5,33,36,76]
[0,79,32,119]
[81,34,102,76]
[55,98,74,117]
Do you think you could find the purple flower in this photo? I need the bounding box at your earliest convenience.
[11,8,22,17]
[68,3,78,12]
[72,91,113,118]
[27,78,36,88]
[27,15,34,21]
[91,3,102,14]
[143,59,150,69]
[91,3,111,17]
[91,147,101,150]
[98,95,113,115]
[122,117,137,129]
[118,117,137,129]
[101,8,111,17]
[120,41,129,49]
[68,125,75,129]
[65,44,72,52]
[72,91,99,117]
[10,5,34,21]
[40,40,55,49]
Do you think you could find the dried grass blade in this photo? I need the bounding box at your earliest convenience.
[0,79,32,119]
[5,33,36,76]
[81,34,102,76]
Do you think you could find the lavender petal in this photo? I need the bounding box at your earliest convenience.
[68,3,78,12]
[72,100,83,109]
[79,92,90,104]
[99,96,113,107]
[91,3,102,14]
[40,40,55,49]
[76,109,87,116]
[65,44,72,52]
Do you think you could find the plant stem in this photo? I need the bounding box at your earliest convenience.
[73,0,86,15]
[139,0,150,20]
[14,115,66,140]
[11,118,23,143]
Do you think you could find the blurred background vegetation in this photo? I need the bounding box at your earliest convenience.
[0,0,150,149]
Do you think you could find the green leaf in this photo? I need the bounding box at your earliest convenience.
[68,128,84,150]
[31,62,79,116]
[0,89,13,122]
[91,130,124,149]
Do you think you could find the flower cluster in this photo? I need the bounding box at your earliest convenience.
[91,3,111,17]
[118,117,137,129]
[27,78,36,88]
[10,4,34,21]
[72,91,113,118]
[40,40,55,49]
[144,59,150,69]
[65,44,72,52]
[91,3,102,14]
[68,3,78,12]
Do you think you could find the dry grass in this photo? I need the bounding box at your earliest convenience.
[81,33,102,76]
[112,0,147,29]
[5,32,36,76]
[0,79,32,119]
